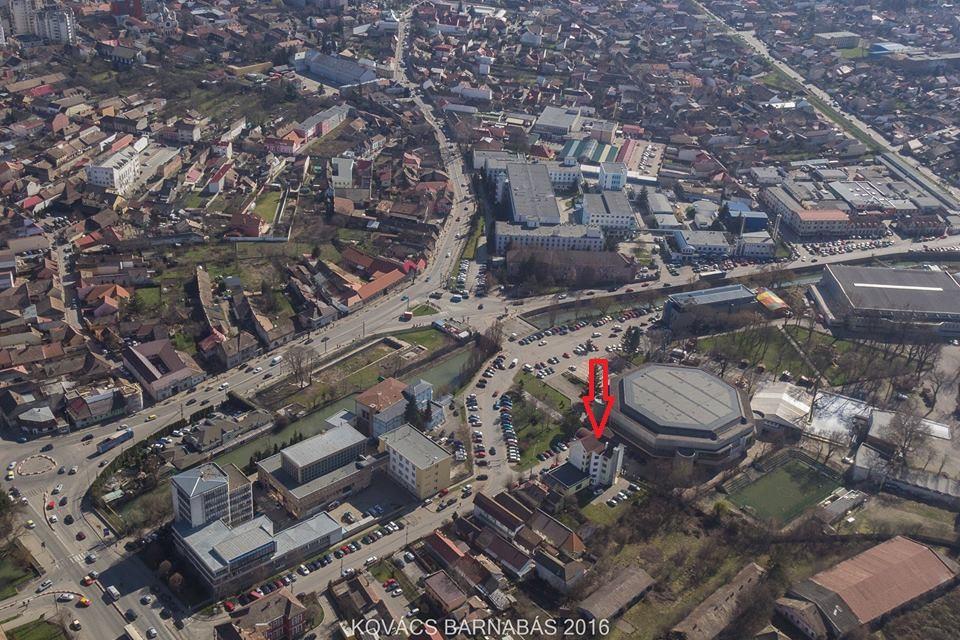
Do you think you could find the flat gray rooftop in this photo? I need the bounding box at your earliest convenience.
[505,163,561,224]
[616,364,746,434]
[279,424,366,470]
[380,424,451,469]
[827,265,960,315]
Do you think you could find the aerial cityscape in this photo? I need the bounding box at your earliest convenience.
[1,1,960,639]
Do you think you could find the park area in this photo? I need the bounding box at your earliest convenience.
[7,620,67,640]
[727,458,840,528]
[0,542,36,599]
[256,328,456,412]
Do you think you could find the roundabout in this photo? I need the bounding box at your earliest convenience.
[16,455,57,476]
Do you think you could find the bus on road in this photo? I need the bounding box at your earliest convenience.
[699,269,727,281]
[97,428,133,454]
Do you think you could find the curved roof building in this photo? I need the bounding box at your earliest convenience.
[609,364,754,467]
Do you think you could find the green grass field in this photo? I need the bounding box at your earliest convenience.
[8,620,67,640]
[699,326,815,379]
[729,459,839,527]
[0,545,35,599]
[253,190,282,223]
[514,372,571,412]
[134,286,161,311]
[411,304,438,317]
[395,327,448,351]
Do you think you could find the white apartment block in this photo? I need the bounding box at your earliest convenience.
[329,157,354,190]
[85,147,142,194]
[598,162,628,191]
[171,463,254,529]
[36,7,76,44]
[582,190,637,232]
[494,221,604,254]
[567,431,624,487]
[545,160,582,191]
[9,0,40,35]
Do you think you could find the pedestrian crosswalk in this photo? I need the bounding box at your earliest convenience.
[51,552,88,568]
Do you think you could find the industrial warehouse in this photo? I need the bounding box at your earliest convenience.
[811,265,960,336]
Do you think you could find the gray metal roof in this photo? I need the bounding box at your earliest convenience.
[273,512,341,557]
[379,424,450,469]
[175,510,342,574]
[535,105,582,132]
[172,463,228,498]
[826,265,960,316]
[505,163,561,224]
[280,424,366,470]
[668,284,756,308]
[213,524,275,564]
[615,364,747,435]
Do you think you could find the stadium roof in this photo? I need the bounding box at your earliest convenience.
[614,364,748,436]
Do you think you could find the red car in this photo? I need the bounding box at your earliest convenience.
[476,452,486,458]
[382,579,397,588]
[223,601,235,612]
[76,531,86,541]
[248,591,262,600]
[438,488,449,496]
[46,500,55,510]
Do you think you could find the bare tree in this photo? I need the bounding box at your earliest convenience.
[922,365,957,415]
[286,346,317,389]
[885,407,929,471]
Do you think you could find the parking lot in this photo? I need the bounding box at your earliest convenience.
[455,306,666,470]
[324,479,413,528]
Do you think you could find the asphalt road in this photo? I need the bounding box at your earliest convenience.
[5,5,960,635]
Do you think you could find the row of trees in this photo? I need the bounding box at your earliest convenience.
[245,431,308,472]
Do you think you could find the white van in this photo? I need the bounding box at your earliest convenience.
[106,585,121,601]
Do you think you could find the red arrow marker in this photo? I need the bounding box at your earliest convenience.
[582,358,615,439]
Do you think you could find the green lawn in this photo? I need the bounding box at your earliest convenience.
[171,332,197,356]
[761,68,796,92]
[582,488,647,526]
[254,190,282,223]
[395,327,448,351]
[461,216,485,261]
[514,372,571,412]
[508,395,565,470]
[134,286,161,311]
[180,191,207,209]
[411,304,438,317]
[838,46,867,59]
[699,326,815,379]
[8,620,67,640]
[0,545,35,599]
[728,459,839,528]
[783,325,909,385]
